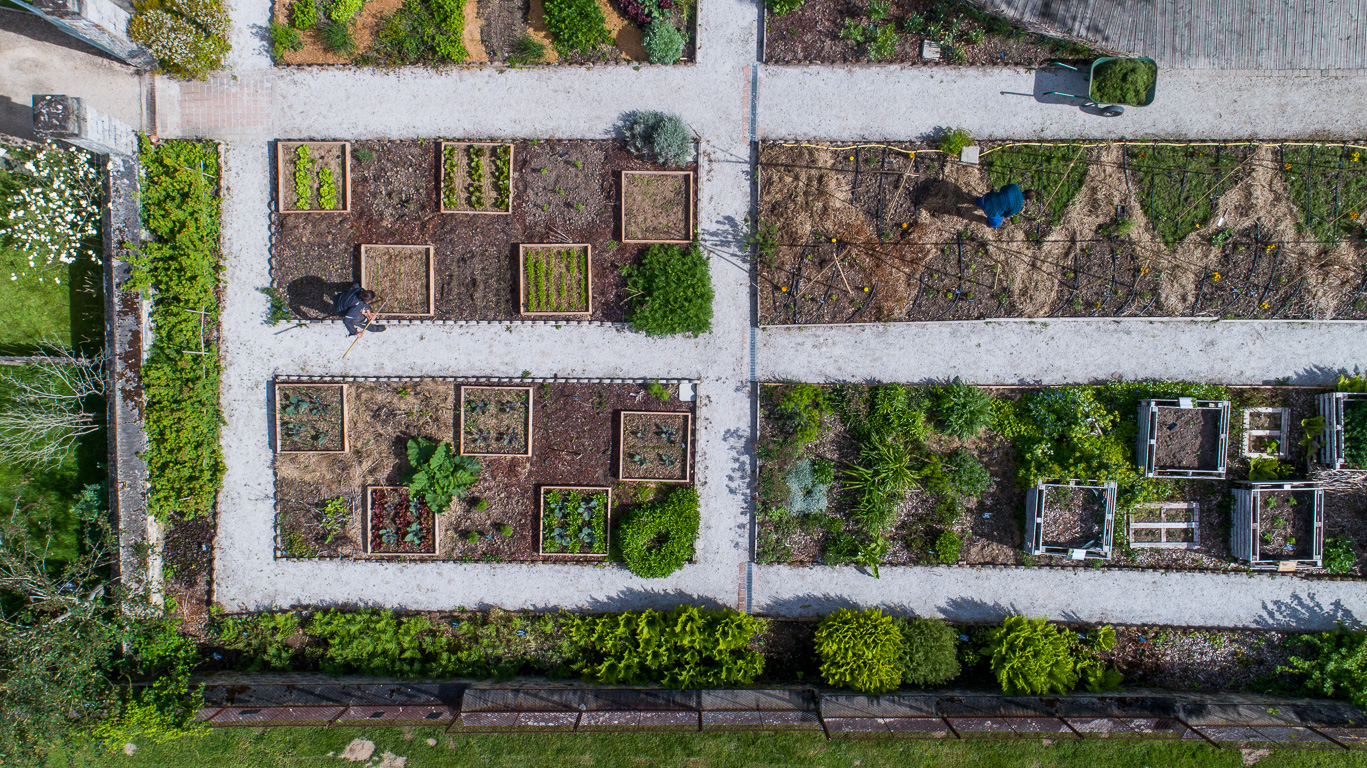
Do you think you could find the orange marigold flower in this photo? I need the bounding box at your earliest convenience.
[1211,272,1221,281]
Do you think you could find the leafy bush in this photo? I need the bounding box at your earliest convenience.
[543,0,612,56]
[309,610,450,677]
[618,486,699,578]
[129,0,230,79]
[1091,57,1156,105]
[769,383,829,444]
[270,22,304,60]
[617,0,674,25]
[290,0,317,28]
[319,19,357,54]
[404,438,481,512]
[371,0,468,64]
[1280,628,1367,707]
[622,111,693,166]
[571,606,765,688]
[643,22,685,64]
[928,448,990,499]
[765,0,803,14]
[933,529,962,564]
[215,613,300,671]
[131,138,224,521]
[895,616,960,686]
[329,0,365,21]
[938,127,972,158]
[785,459,833,514]
[622,242,713,337]
[646,380,671,401]
[982,617,1120,695]
[94,616,204,749]
[930,380,992,439]
[1324,537,1357,574]
[1249,455,1293,481]
[814,608,904,693]
[868,23,898,61]
[1344,399,1367,469]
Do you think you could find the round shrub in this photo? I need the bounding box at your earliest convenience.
[937,448,990,498]
[814,608,904,693]
[622,243,713,337]
[983,616,1077,695]
[290,0,317,28]
[938,127,972,158]
[930,380,992,439]
[618,486,700,578]
[622,111,693,166]
[895,616,960,687]
[933,529,962,564]
[643,22,685,64]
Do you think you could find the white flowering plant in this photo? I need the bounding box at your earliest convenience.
[0,143,102,288]
[129,0,231,79]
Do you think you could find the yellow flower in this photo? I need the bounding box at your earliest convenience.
[1265,244,1275,253]
[779,286,788,292]
[848,156,854,161]
[1211,272,1221,281]
[1354,152,1361,162]
[1139,267,1149,275]
[830,237,837,243]
[901,223,908,229]
[1284,163,1293,170]
[1260,301,1269,309]
[863,286,870,292]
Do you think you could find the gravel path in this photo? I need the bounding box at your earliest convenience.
[181,4,1367,625]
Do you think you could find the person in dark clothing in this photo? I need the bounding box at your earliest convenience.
[332,283,385,336]
[975,184,1036,228]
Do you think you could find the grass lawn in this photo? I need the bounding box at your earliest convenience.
[0,242,103,355]
[45,727,1367,768]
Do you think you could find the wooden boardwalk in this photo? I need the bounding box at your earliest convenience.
[982,0,1367,69]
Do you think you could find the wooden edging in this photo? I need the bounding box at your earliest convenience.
[276,140,351,213]
[620,170,695,245]
[618,410,693,483]
[458,385,534,458]
[438,142,514,214]
[537,485,612,558]
[518,243,593,317]
[273,382,349,454]
[362,486,439,557]
[358,244,435,317]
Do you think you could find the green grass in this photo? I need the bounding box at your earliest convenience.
[1127,144,1248,248]
[44,727,1367,768]
[1090,58,1157,105]
[984,143,1090,225]
[1280,144,1367,246]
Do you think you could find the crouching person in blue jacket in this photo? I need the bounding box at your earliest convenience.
[975,184,1036,228]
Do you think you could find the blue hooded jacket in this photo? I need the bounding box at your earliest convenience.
[976,184,1025,228]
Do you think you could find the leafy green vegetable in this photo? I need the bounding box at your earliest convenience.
[571,606,765,688]
[403,438,480,512]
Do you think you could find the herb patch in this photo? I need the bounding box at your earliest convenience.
[277,140,349,212]
[621,171,693,243]
[358,244,434,315]
[519,244,591,315]
[538,486,610,556]
[619,411,691,482]
[275,383,347,453]
[460,385,532,457]
[365,485,438,556]
[440,142,513,213]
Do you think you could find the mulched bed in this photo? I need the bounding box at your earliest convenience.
[271,139,696,322]
[622,171,692,242]
[360,245,432,315]
[619,411,690,481]
[277,384,345,452]
[1151,406,1223,471]
[278,141,347,212]
[460,385,531,456]
[757,383,1367,575]
[1040,485,1108,551]
[1256,489,1316,561]
[274,378,695,562]
[757,140,1367,324]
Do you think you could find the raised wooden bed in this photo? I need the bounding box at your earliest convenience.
[439,142,514,214]
[537,486,611,557]
[1025,480,1116,559]
[459,385,533,457]
[1231,481,1323,570]
[277,140,350,213]
[620,170,694,244]
[518,244,592,316]
[358,244,434,317]
[618,411,692,482]
[1129,501,1199,550]
[1243,407,1290,459]
[1136,399,1230,479]
[274,382,348,453]
[364,486,438,557]
[1317,392,1367,470]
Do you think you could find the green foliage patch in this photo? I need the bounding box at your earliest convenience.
[1280,628,1367,708]
[895,616,960,686]
[543,0,612,56]
[571,606,765,688]
[622,242,713,337]
[983,143,1089,225]
[404,438,481,512]
[982,616,1120,695]
[617,485,699,578]
[814,608,904,693]
[1280,144,1367,245]
[643,22,685,64]
[1343,399,1367,469]
[1127,144,1249,248]
[930,379,993,439]
[129,0,231,80]
[622,111,693,167]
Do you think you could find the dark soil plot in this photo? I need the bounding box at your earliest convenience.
[1151,407,1222,471]
[1040,486,1109,550]
[520,245,591,314]
[1257,490,1316,561]
[271,139,693,321]
[366,486,438,555]
[276,384,347,453]
[359,244,433,315]
[619,411,691,482]
[538,486,609,556]
[277,141,348,212]
[274,378,694,562]
[763,0,1095,65]
[441,142,513,213]
[621,171,692,243]
[460,385,532,456]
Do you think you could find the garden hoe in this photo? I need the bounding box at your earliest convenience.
[341,297,387,359]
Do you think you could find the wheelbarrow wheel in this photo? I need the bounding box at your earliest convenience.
[1099,104,1125,117]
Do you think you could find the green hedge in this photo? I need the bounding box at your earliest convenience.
[617,486,700,578]
[132,137,224,521]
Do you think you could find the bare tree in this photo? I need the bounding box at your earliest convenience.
[0,344,104,468]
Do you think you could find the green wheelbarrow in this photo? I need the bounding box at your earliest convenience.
[1046,56,1157,117]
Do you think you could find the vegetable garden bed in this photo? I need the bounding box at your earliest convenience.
[275,383,348,453]
[364,486,438,556]
[277,141,349,212]
[460,385,533,457]
[1136,399,1229,479]
[359,244,434,316]
[519,244,592,315]
[1024,480,1115,559]
[274,377,694,562]
[538,486,610,556]
[271,139,695,322]
[1317,392,1367,469]
[618,411,692,482]
[621,170,693,243]
[756,140,1367,323]
[1231,482,1323,569]
[440,142,513,214]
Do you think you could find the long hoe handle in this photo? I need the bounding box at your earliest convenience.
[341,299,387,359]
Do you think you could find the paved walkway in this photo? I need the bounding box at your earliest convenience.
[158,4,1367,626]
[983,0,1367,70]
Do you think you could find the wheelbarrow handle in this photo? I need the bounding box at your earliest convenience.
[1045,91,1083,99]
[1050,61,1080,71]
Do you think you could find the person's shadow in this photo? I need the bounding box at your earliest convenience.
[287,276,353,320]
[919,178,989,226]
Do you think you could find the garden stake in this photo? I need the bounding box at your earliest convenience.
[341,298,387,359]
